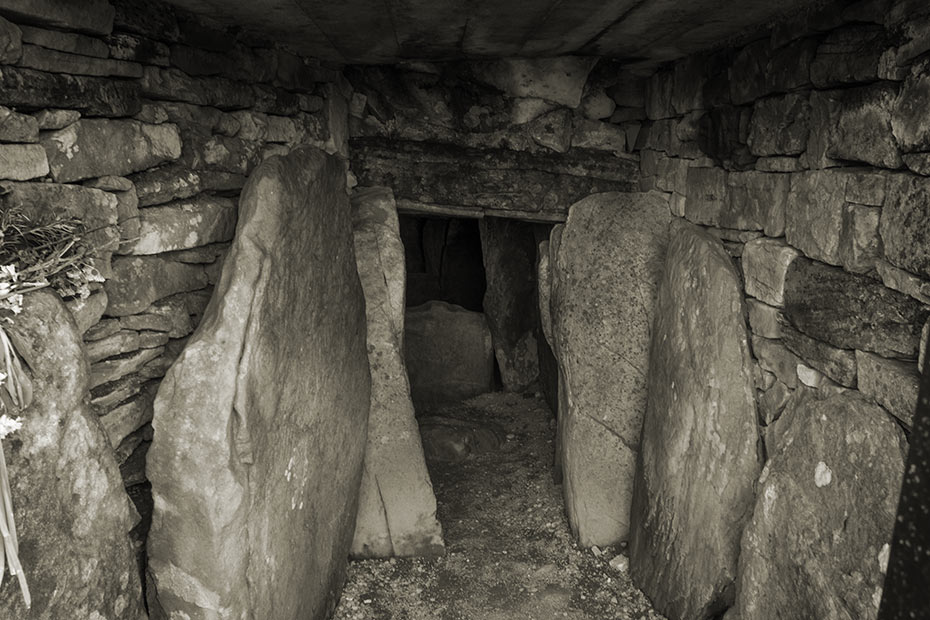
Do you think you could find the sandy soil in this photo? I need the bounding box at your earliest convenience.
[333,392,666,620]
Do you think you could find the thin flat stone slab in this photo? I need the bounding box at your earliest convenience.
[146,147,371,620]
[0,0,115,36]
[735,391,906,620]
[0,290,145,619]
[550,191,670,546]
[629,222,761,620]
[349,186,444,559]
[0,66,140,117]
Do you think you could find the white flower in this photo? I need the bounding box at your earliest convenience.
[0,414,22,439]
[0,264,18,282]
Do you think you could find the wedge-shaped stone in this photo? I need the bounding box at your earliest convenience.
[630,223,761,620]
[735,392,905,620]
[350,187,444,559]
[18,24,108,58]
[120,194,237,255]
[0,291,145,619]
[42,119,181,183]
[742,237,799,307]
[147,147,371,620]
[551,191,669,546]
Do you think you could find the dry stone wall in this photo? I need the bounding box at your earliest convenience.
[631,1,928,618]
[0,0,349,609]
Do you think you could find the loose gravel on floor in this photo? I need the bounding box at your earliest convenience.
[333,392,666,620]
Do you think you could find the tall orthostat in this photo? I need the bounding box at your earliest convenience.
[350,186,445,559]
[146,147,371,620]
[549,191,670,546]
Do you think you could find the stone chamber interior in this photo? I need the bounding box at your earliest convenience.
[0,0,928,619]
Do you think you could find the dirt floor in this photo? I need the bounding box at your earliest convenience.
[332,392,666,620]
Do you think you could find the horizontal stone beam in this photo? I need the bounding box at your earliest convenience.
[351,137,638,220]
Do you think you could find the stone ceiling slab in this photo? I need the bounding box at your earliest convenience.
[162,0,840,65]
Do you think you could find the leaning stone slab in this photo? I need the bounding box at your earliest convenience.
[0,290,145,619]
[735,391,906,620]
[349,187,444,559]
[147,147,371,620]
[42,119,181,183]
[551,191,669,546]
[629,223,761,620]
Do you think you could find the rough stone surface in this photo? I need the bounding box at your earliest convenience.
[742,237,799,307]
[881,173,930,279]
[684,168,787,235]
[784,258,928,359]
[18,24,108,58]
[781,324,858,388]
[0,14,20,64]
[876,259,930,305]
[65,288,108,334]
[470,57,597,108]
[753,335,802,389]
[104,256,207,317]
[33,108,79,130]
[147,147,370,620]
[829,84,903,169]
[349,187,444,559]
[479,218,540,392]
[0,143,48,180]
[0,66,140,117]
[0,0,115,35]
[551,191,670,546]
[120,195,237,255]
[856,350,920,427]
[42,119,181,183]
[0,291,145,619]
[892,66,930,153]
[0,105,38,142]
[747,299,784,339]
[748,93,810,156]
[404,301,495,408]
[17,44,142,79]
[629,223,761,620]
[735,391,906,620]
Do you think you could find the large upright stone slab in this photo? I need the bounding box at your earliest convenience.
[146,147,371,620]
[550,191,670,546]
[349,187,444,559]
[480,217,540,392]
[0,291,145,619]
[629,223,761,620]
[735,391,906,620]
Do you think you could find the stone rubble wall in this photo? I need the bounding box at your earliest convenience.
[632,0,928,617]
[0,0,350,591]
